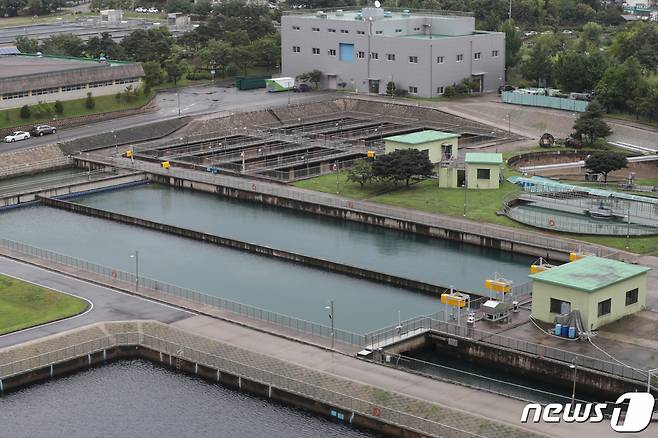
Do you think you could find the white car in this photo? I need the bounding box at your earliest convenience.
[135,7,146,12]
[4,131,30,143]
[148,7,158,13]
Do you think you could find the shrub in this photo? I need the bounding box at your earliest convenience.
[54,100,64,114]
[187,70,212,81]
[443,85,456,97]
[85,92,95,109]
[393,89,408,97]
[115,92,122,103]
[19,105,31,119]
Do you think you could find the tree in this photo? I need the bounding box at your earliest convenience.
[19,105,31,119]
[585,152,628,183]
[142,61,164,87]
[15,36,39,54]
[251,33,280,72]
[85,92,95,110]
[501,20,522,78]
[595,57,644,113]
[40,33,85,57]
[299,69,322,89]
[54,100,63,114]
[386,81,396,97]
[199,39,232,77]
[553,50,607,92]
[581,22,603,47]
[164,58,188,85]
[121,28,173,63]
[346,159,374,188]
[573,101,612,144]
[192,0,212,15]
[373,149,434,187]
[166,0,193,13]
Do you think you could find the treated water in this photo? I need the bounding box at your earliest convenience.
[0,360,374,438]
[72,184,534,294]
[0,205,441,332]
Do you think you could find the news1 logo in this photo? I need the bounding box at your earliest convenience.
[520,393,655,433]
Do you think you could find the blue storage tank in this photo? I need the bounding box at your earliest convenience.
[554,323,562,336]
[561,325,569,337]
[568,326,577,339]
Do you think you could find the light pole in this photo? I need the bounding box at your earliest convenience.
[177,91,181,117]
[130,250,139,291]
[569,362,577,405]
[462,183,467,217]
[506,112,511,137]
[334,161,339,194]
[325,300,335,349]
[112,130,117,156]
[647,368,658,392]
[626,201,631,249]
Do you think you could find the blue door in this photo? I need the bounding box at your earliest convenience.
[339,43,354,63]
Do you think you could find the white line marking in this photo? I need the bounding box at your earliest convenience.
[0,272,94,338]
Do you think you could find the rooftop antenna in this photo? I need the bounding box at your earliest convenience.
[374,1,381,7]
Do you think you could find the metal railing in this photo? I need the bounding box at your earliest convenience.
[0,237,366,348]
[0,331,483,438]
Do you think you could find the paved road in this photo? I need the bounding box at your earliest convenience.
[0,86,332,154]
[0,257,193,349]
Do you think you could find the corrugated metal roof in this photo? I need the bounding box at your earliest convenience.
[384,130,459,144]
[0,47,21,55]
[530,256,650,292]
[465,152,503,164]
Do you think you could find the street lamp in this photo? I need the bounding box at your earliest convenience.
[130,250,139,291]
[177,91,181,117]
[569,362,577,405]
[647,368,658,392]
[334,161,339,194]
[325,300,335,349]
[506,112,512,136]
[462,183,467,217]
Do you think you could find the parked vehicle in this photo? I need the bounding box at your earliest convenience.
[4,131,30,143]
[293,83,312,92]
[135,7,146,12]
[30,125,56,137]
[498,84,516,94]
[265,77,295,92]
[148,7,159,13]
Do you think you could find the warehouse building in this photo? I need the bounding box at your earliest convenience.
[530,256,650,330]
[281,7,505,98]
[0,52,144,110]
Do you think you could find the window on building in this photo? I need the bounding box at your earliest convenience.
[474,52,481,60]
[312,27,320,32]
[328,49,336,56]
[408,86,418,94]
[386,53,395,61]
[32,87,60,95]
[476,168,490,179]
[340,29,349,33]
[2,91,28,100]
[437,56,444,64]
[409,56,418,63]
[550,298,571,314]
[598,298,612,317]
[357,51,365,59]
[492,50,499,57]
[626,288,639,306]
[340,43,355,62]
[395,28,402,33]
[62,84,85,91]
[375,30,383,34]
[370,52,378,59]
[413,27,420,31]
[357,30,365,35]
[312,47,320,55]
[292,46,300,53]
[437,86,444,94]
[292,26,300,30]
[114,78,138,85]
[456,54,463,62]
[328,28,336,33]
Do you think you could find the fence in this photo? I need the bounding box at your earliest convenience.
[0,237,365,348]
[0,331,482,438]
[501,91,589,112]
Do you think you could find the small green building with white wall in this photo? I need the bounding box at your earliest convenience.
[383,130,460,164]
[464,153,502,190]
[530,256,650,330]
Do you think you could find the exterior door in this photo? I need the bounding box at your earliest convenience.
[328,75,337,90]
[369,80,380,94]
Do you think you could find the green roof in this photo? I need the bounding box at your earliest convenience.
[530,256,650,292]
[464,153,503,164]
[384,130,459,144]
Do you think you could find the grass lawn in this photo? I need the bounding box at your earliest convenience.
[0,91,153,130]
[0,274,88,335]
[294,169,658,255]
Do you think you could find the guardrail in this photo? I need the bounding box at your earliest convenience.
[0,331,483,438]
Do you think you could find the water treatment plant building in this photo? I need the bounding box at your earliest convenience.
[0,53,144,109]
[281,7,505,97]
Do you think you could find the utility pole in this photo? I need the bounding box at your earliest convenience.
[130,250,139,291]
[509,0,512,20]
[325,300,335,349]
[177,91,181,117]
[570,362,577,405]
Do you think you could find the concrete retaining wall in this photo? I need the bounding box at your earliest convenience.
[425,332,645,401]
[0,345,422,438]
[0,173,147,208]
[38,195,465,298]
